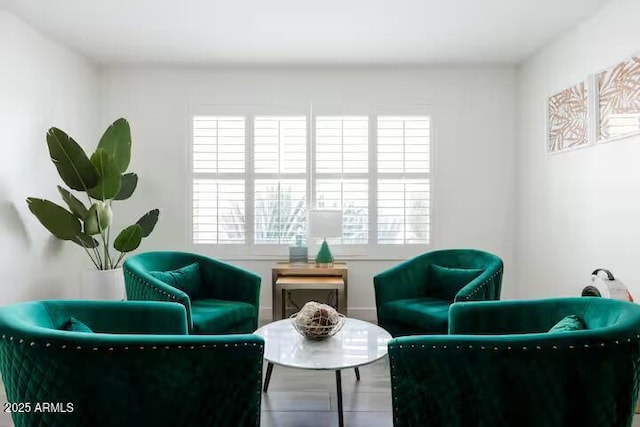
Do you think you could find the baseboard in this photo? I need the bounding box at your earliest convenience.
[259,307,377,323]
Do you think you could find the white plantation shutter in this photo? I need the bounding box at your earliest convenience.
[316,116,368,173]
[192,116,246,244]
[254,179,307,244]
[377,116,431,244]
[193,179,245,244]
[193,116,245,173]
[255,116,306,173]
[378,116,430,173]
[192,111,432,254]
[315,116,369,244]
[316,179,368,244]
[254,116,308,244]
[377,179,430,244]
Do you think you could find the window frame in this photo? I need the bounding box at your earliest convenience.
[188,104,435,260]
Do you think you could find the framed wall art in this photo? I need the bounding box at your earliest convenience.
[547,81,589,153]
[597,55,640,142]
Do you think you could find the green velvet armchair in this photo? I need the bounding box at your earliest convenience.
[0,300,264,427]
[124,251,261,334]
[389,297,640,427]
[374,249,503,336]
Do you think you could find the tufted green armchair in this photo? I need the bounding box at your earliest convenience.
[124,251,261,334]
[388,298,640,427]
[0,300,264,427]
[374,249,503,336]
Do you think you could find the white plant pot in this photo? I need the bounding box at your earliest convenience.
[81,268,126,300]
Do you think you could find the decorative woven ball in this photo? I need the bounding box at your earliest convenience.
[291,301,345,340]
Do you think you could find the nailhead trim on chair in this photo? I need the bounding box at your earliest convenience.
[390,336,639,353]
[125,270,180,301]
[459,267,503,301]
[0,334,265,352]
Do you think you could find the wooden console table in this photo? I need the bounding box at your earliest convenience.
[271,262,348,320]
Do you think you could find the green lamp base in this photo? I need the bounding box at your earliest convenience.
[315,239,334,267]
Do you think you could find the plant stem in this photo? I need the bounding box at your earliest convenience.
[101,230,109,270]
[92,245,103,270]
[105,224,112,269]
[83,249,100,269]
[85,195,104,269]
[76,237,100,269]
[114,251,126,269]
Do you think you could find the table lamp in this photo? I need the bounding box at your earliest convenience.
[309,209,342,267]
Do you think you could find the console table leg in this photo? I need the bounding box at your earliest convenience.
[263,362,274,393]
[336,370,344,427]
[354,367,360,381]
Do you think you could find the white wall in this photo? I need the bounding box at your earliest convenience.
[516,0,640,299]
[0,9,100,304]
[100,66,517,317]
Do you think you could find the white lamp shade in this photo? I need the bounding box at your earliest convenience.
[309,209,342,238]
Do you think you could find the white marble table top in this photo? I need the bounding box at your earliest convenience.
[254,318,392,370]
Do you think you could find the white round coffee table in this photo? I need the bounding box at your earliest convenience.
[254,318,391,427]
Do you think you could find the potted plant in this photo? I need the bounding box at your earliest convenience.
[26,118,159,299]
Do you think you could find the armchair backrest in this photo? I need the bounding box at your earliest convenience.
[0,300,264,427]
[389,297,640,427]
[418,249,503,301]
[374,249,503,313]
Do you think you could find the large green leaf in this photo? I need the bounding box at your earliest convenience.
[84,202,112,235]
[114,224,142,252]
[57,186,88,219]
[98,118,131,173]
[71,233,99,249]
[87,149,122,200]
[135,209,159,237]
[114,173,138,200]
[26,198,81,240]
[47,127,99,192]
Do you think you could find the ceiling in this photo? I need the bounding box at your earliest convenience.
[1,0,610,66]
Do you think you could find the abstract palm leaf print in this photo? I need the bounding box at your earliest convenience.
[598,56,640,140]
[548,82,588,152]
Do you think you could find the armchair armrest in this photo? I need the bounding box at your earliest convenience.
[374,257,431,310]
[43,301,189,335]
[123,265,193,330]
[454,263,503,302]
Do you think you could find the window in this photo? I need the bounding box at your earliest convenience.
[315,116,369,244]
[192,116,246,244]
[253,116,308,245]
[192,111,431,256]
[377,116,430,244]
